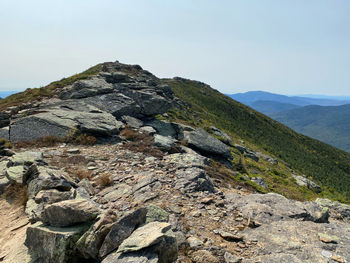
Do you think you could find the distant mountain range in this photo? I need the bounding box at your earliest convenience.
[0,91,20,98]
[228,91,350,152]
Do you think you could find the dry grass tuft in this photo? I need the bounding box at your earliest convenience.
[67,168,92,181]
[120,127,164,158]
[95,173,113,187]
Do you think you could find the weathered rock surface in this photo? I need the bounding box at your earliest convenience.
[226,193,329,224]
[25,222,89,263]
[99,208,148,258]
[243,220,350,263]
[116,222,177,263]
[77,211,118,260]
[174,167,215,193]
[11,108,123,141]
[210,126,233,146]
[316,198,350,221]
[184,128,232,160]
[42,199,100,227]
[153,135,176,151]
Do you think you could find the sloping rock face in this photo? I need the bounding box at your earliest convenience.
[4,61,175,142]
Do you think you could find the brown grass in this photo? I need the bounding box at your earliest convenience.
[66,168,92,181]
[2,184,28,207]
[14,131,97,149]
[120,127,164,158]
[14,136,63,149]
[95,173,113,187]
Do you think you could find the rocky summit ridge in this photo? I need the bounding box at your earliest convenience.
[0,61,349,263]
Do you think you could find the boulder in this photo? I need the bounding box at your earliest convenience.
[25,222,89,263]
[174,168,215,193]
[27,167,76,199]
[83,93,142,118]
[146,205,169,224]
[76,212,118,260]
[140,126,157,135]
[145,119,178,138]
[42,199,101,227]
[121,115,143,129]
[5,163,38,185]
[10,109,123,141]
[184,128,232,160]
[99,208,148,258]
[153,135,176,151]
[119,89,172,116]
[34,189,75,204]
[163,153,209,169]
[293,174,322,193]
[210,126,233,146]
[116,222,177,263]
[9,151,44,166]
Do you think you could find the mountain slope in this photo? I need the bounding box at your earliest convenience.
[249,100,300,115]
[164,78,350,202]
[0,63,350,202]
[272,104,350,152]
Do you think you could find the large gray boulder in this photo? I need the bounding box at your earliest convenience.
[99,208,148,258]
[119,88,172,116]
[174,167,215,193]
[153,135,176,151]
[83,93,142,118]
[25,222,89,263]
[10,108,123,141]
[42,199,101,227]
[184,128,232,160]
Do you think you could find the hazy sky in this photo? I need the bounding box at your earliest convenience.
[1,0,350,95]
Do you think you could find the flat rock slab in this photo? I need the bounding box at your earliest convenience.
[243,220,350,263]
[226,193,329,224]
[10,109,123,141]
[25,222,89,263]
[42,199,100,227]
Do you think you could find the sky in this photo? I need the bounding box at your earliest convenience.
[0,0,350,95]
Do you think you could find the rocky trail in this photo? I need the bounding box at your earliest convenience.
[0,61,349,262]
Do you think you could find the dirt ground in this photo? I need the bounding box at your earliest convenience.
[0,198,31,263]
